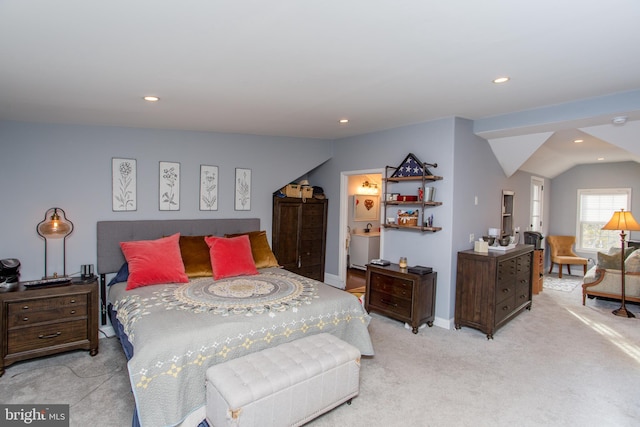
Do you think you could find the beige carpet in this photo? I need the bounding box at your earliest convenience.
[2,283,639,427]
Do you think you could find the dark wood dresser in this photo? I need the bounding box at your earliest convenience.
[0,280,99,376]
[272,196,328,281]
[455,245,533,339]
[365,263,437,334]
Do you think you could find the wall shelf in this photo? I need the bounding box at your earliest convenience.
[382,161,442,233]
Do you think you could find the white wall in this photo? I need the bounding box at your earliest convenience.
[0,120,332,281]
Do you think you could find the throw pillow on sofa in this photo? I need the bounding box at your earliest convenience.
[625,250,640,273]
[598,246,638,270]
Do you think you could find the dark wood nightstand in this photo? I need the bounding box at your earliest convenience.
[365,263,437,333]
[0,279,99,377]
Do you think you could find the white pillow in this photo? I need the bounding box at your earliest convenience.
[625,250,640,273]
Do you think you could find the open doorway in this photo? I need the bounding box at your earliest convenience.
[338,169,384,290]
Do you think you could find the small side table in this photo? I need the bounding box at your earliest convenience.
[365,263,437,333]
[0,279,99,377]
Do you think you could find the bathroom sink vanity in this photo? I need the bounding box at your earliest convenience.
[350,233,380,270]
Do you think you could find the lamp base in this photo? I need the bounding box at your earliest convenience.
[612,306,636,318]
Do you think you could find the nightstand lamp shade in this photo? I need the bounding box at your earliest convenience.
[36,207,74,278]
[601,209,640,318]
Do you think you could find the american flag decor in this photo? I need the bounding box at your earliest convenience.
[390,153,432,177]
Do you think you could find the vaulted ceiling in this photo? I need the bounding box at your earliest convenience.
[1,1,639,178]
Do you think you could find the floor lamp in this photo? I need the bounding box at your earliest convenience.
[601,209,640,318]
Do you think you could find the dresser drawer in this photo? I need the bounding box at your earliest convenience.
[368,289,412,318]
[369,273,413,300]
[495,295,516,324]
[7,319,88,354]
[495,281,515,305]
[515,280,531,305]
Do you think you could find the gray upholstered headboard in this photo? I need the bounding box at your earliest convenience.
[96,218,260,275]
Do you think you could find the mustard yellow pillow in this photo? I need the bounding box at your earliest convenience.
[179,235,212,278]
[225,230,280,269]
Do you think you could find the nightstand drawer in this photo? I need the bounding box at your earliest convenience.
[8,304,87,328]
[368,289,412,318]
[8,294,87,314]
[370,273,413,299]
[7,319,88,354]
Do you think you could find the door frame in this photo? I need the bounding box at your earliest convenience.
[337,168,385,288]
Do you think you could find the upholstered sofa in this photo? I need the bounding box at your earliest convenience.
[582,247,640,305]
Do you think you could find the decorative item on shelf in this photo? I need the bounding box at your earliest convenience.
[390,153,434,177]
[397,195,418,202]
[36,207,74,278]
[425,186,435,202]
[386,217,396,225]
[397,210,418,227]
[418,187,424,201]
[425,214,434,228]
[601,209,640,318]
[399,257,408,268]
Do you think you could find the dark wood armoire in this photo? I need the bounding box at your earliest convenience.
[272,196,328,281]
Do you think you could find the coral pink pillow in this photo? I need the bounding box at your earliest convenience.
[205,235,259,280]
[120,233,189,290]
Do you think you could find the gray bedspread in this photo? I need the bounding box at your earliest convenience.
[108,268,373,427]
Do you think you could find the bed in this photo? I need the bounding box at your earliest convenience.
[97,219,374,427]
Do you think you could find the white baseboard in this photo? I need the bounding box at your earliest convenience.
[323,272,345,289]
[99,325,115,339]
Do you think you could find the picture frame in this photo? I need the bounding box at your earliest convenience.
[235,168,251,211]
[199,165,219,211]
[159,161,180,211]
[354,195,379,221]
[112,158,137,211]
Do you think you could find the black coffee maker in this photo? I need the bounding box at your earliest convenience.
[524,231,544,250]
[0,258,21,290]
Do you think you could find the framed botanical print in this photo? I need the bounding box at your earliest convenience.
[159,161,180,211]
[112,158,137,211]
[200,165,218,211]
[235,168,251,211]
[354,195,379,221]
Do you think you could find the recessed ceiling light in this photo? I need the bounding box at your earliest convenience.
[339,119,349,124]
[492,76,510,84]
[573,139,583,143]
[597,157,605,161]
[143,96,160,102]
[612,116,627,125]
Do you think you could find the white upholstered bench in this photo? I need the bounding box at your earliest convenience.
[205,333,361,427]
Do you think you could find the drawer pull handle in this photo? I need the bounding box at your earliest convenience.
[70,310,76,314]
[23,317,29,322]
[23,305,29,310]
[381,299,398,307]
[70,299,76,304]
[39,332,61,339]
[502,288,509,293]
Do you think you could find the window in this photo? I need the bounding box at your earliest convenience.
[530,177,544,232]
[577,188,630,251]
